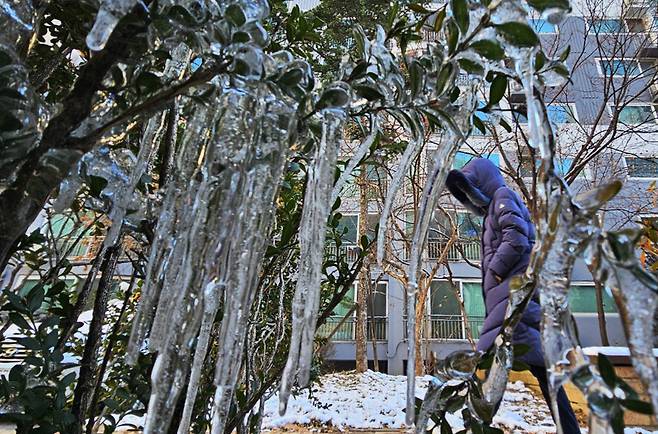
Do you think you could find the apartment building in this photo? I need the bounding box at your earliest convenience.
[318,0,658,374]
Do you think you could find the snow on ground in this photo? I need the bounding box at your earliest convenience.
[582,347,658,358]
[262,370,657,434]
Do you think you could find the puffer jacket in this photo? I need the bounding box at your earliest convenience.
[446,158,542,366]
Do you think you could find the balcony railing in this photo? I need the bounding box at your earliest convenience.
[325,244,361,263]
[404,314,485,341]
[317,316,388,341]
[426,239,481,262]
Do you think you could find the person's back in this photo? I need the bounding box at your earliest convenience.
[446,158,580,433]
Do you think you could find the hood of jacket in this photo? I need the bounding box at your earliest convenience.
[446,158,507,216]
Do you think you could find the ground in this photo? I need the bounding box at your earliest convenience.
[262,370,657,434]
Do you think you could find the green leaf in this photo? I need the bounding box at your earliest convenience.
[488,74,507,106]
[446,19,459,54]
[0,89,25,100]
[621,399,654,415]
[279,68,304,87]
[499,118,512,132]
[458,58,483,75]
[473,116,486,134]
[436,62,454,96]
[611,406,624,434]
[597,353,617,388]
[354,84,384,101]
[451,0,469,34]
[434,8,447,32]
[441,419,454,434]
[0,111,22,132]
[8,312,31,331]
[534,51,546,71]
[348,61,369,81]
[526,0,570,13]
[495,23,540,47]
[409,60,424,98]
[559,45,571,62]
[469,40,505,60]
[135,72,161,95]
[225,4,247,27]
[16,337,40,351]
[88,175,108,198]
[409,3,431,13]
[27,285,45,313]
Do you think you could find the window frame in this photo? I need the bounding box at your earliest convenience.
[596,58,642,77]
[610,104,658,126]
[588,18,628,34]
[624,155,658,180]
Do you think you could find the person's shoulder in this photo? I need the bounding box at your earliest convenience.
[492,186,519,202]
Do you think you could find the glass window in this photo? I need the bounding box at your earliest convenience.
[590,18,625,33]
[457,212,482,239]
[337,215,358,244]
[569,285,617,313]
[367,282,387,317]
[452,151,500,170]
[531,19,557,33]
[462,282,485,339]
[332,284,355,317]
[626,157,658,178]
[430,281,461,315]
[547,104,577,124]
[599,59,640,76]
[617,105,656,124]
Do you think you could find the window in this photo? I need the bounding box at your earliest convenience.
[366,282,388,317]
[336,214,358,244]
[547,104,577,124]
[462,282,485,339]
[430,210,483,240]
[569,285,617,313]
[617,105,656,125]
[531,19,557,33]
[452,151,500,170]
[473,101,492,135]
[430,281,462,315]
[625,156,658,178]
[520,154,584,178]
[599,59,640,76]
[590,18,625,33]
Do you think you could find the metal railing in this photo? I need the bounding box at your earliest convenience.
[403,315,485,341]
[426,239,481,262]
[317,316,388,341]
[325,244,361,263]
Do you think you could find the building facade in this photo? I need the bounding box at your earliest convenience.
[317,0,658,375]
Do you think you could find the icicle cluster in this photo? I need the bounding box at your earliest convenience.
[0,0,45,193]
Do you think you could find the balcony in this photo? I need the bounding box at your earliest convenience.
[426,239,481,262]
[317,316,388,341]
[325,244,361,263]
[403,314,485,340]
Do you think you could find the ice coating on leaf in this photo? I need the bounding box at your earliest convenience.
[279,109,345,415]
[86,0,139,51]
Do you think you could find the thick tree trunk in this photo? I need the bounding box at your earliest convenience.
[355,169,369,373]
[414,278,429,375]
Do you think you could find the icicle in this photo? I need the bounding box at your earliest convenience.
[415,377,444,433]
[86,0,139,51]
[331,117,378,205]
[278,109,345,415]
[176,280,222,434]
[601,231,658,413]
[376,132,423,265]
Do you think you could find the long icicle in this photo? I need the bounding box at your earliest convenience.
[331,117,378,205]
[279,111,345,415]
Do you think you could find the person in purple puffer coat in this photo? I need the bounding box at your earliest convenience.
[446,158,580,433]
